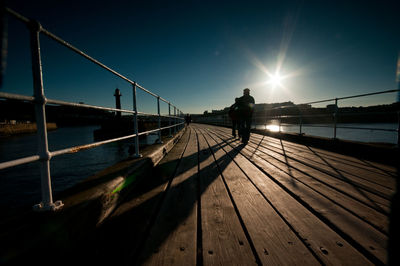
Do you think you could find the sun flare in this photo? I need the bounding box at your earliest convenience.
[268,73,282,88]
[266,124,280,132]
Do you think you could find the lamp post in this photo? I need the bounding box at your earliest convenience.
[114,88,122,118]
[396,52,400,102]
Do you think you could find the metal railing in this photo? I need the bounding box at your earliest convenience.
[0,8,185,211]
[196,89,400,145]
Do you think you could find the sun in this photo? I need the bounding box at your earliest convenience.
[269,74,282,87]
[267,73,283,88]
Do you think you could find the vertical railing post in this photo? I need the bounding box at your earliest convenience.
[177,109,180,130]
[265,110,267,130]
[397,111,400,148]
[179,110,182,129]
[30,21,63,211]
[181,111,185,129]
[157,96,162,143]
[333,98,338,139]
[279,108,282,133]
[168,102,172,137]
[299,114,303,135]
[279,117,281,133]
[132,82,141,158]
[298,105,303,135]
[174,106,177,134]
[181,111,183,129]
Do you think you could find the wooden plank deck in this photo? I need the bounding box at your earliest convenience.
[97,123,396,265]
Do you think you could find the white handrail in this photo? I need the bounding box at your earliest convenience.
[198,89,400,145]
[1,7,185,211]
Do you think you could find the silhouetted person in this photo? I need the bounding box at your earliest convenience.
[238,88,255,144]
[228,97,241,138]
[185,113,191,125]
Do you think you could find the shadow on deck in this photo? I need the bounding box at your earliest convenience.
[95,123,397,265]
[1,123,398,265]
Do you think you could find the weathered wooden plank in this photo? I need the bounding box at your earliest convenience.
[252,133,396,184]
[197,124,373,265]
[254,136,395,191]
[212,124,396,179]
[240,145,389,260]
[204,126,387,264]
[214,126,394,197]
[250,130,397,176]
[92,128,192,265]
[249,136,393,208]
[215,127,391,211]
[281,139,397,175]
[213,127,391,213]
[272,139,395,181]
[111,127,192,221]
[242,139,390,233]
[199,127,320,265]
[139,128,198,265]
[195,127,258,265]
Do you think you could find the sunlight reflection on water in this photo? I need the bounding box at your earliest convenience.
[256,123,397,144]
[265,124,280,132]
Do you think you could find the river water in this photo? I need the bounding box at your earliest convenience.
[255,123,398,144]
[0,126,158,210]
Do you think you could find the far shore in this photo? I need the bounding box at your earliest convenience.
[0,123,57,137]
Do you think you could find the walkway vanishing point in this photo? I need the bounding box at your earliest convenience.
[89,123,394,265]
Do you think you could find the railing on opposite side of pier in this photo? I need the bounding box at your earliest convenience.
[196,89,400,145]
[0,8,185,211]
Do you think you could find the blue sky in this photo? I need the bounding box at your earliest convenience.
[2,0,400,114]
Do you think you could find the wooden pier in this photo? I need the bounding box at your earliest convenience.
[91,123,396,265]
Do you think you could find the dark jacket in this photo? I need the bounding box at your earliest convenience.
[228,103,239,120]
[238,95,255,117]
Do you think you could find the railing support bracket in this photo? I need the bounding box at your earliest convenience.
[33,200,64,212]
